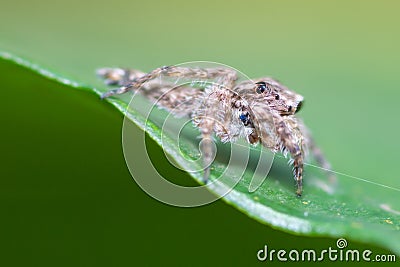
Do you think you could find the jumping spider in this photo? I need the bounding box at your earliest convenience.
[97,65,332,196]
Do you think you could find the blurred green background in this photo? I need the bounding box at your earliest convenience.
[1,0,399,266]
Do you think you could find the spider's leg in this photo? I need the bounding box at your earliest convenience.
[97,68,203,117]
[97,68,145,86]
[308,139,336,183]
[194,93,221,183]
[143,84,204,117]
[194,77,238,183]
[100,66,237,98]
[300,124,337,185]
[275,116,305,196]
[97,67,204,115]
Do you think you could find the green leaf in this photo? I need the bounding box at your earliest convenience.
[2,51,399,256]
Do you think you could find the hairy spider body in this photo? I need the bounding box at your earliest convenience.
[98,66,331,196]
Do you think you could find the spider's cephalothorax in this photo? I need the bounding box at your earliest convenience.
[98,66,331,196]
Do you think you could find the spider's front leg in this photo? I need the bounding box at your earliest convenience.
[193,83,238,183]
[275,116,305,196]
[192,91,223,183]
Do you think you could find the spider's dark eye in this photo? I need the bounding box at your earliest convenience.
[288,106,292,112]
[275,95,280,100]
[255,81,267,94]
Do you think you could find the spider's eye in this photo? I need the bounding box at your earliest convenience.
[255,81,267,94]
[275,95,280,100]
